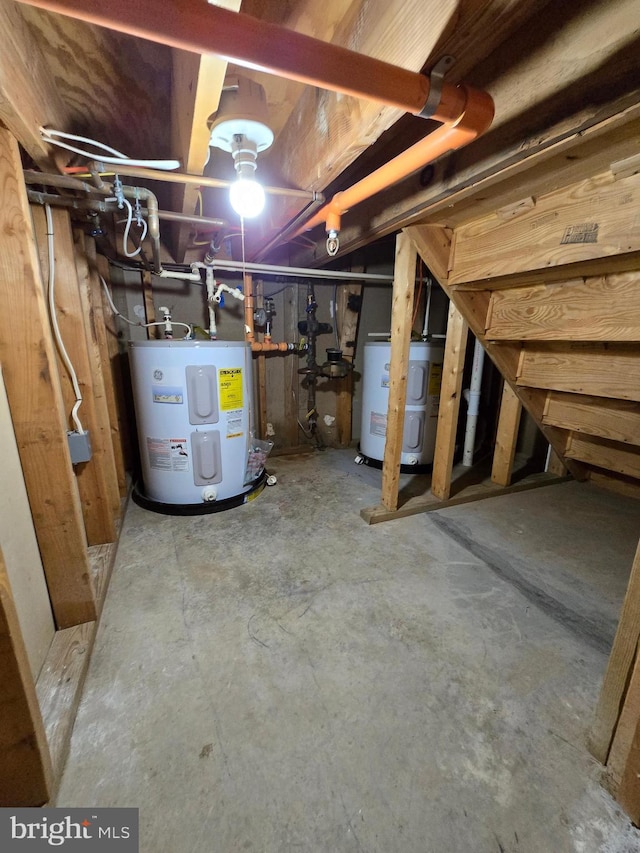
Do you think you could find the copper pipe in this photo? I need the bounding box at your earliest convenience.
[16,0,461,121]
[297,85,495,239]
[243,273,297,352]
[66,163,322,203]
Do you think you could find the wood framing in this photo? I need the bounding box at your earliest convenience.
[0,546,53,806]
[0,128,95,629]
[451,173,640,286]
[73,230,121,522]
[335,278,363,447]
[517,344,640,402]
[491,381,522,487]
[380,231,417,512]
[31,207,117,546]
[430,303,468,500]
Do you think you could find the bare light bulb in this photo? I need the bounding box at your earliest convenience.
[229,177,265,219]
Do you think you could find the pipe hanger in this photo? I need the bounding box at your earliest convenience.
[16,0,469,123]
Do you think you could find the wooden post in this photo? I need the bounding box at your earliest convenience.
[335,278,363,447]
[547,448,569,477]
[610,636,640,824]
[491,381,523,486]
[0,546,53,806]
[0,128,95,628]
[142,270,158,339]
[431,303,468,500]
[380,231,417,512]
[31,207,117,546]
[590,539,640,763]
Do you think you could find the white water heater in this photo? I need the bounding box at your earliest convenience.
[360,341,444,468]
[129,340,258,508]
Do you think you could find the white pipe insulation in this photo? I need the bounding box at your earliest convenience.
[462,337,485,467]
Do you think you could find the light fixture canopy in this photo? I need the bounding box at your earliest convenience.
[208,77,274,219]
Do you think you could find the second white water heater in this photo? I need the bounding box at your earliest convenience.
[360,341,444,469]
[129,339,261,510]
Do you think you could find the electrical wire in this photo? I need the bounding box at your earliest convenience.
[44,204,85,434]
[99,275,193,336]
[40,127,180,170]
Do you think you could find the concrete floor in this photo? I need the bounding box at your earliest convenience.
[58,449,640,852]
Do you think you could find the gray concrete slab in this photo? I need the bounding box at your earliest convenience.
[57,450,640,852]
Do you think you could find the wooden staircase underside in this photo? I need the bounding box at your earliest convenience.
[409,162,640,493]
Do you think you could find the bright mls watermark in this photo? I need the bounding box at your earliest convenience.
[0,809,138,850]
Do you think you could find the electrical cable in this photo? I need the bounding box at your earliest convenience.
[44,204,85,434]
[99,274,192,336]
[40,127,181,170]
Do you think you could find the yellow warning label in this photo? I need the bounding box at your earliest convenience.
[429,363,443,397]
[219,368,243,411]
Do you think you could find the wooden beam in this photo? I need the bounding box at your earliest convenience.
[451,172,640,286]
[0,128,95,629]
[518,343,640,402]
[543,393,640,447]
[0,546,53,806]
[270,0,458,195]
[0,1,70,165]
[380,232,417,512]
[31,207,116,546]
[430,303,468,500]
[591,540,640,764]
[170,0,241,262]
[486,273,640,342]
[491,381,522,487]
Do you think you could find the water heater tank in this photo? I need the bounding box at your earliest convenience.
[129,340,261,510]
[360,341,444,469]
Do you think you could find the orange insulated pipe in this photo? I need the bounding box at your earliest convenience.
[296,84,495,245]
[16,0,464,122]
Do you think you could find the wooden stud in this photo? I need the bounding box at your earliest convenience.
[84,237,128,498]
[430,304,468,501]
[546,448,568,477]
[31,207,116,546]
[142,270,158,339]
[0,546,53,806]
[283,284,300,448]
[73,230,121,522]
[380,231,417,512]
[95,252,133,488]
[0,128,94,628]
[609,636,640,824]
[591,540,640,763]
[491,381,522,487]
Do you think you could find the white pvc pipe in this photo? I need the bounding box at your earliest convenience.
[462,337,485,467]
[210,258,394,282]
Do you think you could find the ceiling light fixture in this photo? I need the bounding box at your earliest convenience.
[208,77,274,219]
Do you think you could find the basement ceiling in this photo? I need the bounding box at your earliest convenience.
[3,0,640,268]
